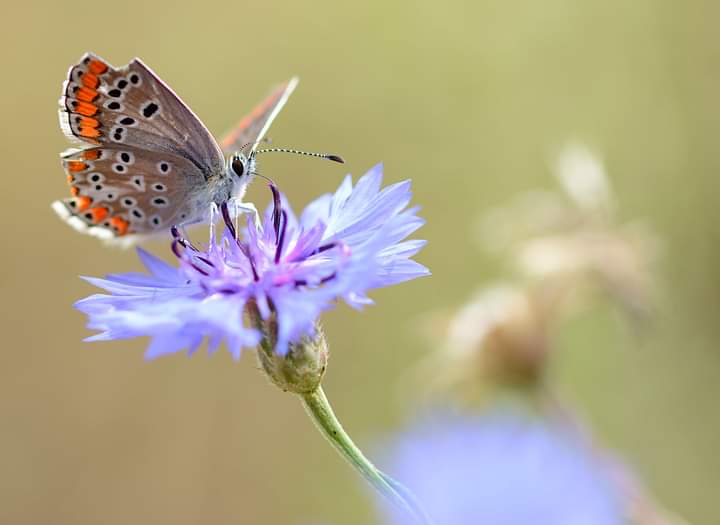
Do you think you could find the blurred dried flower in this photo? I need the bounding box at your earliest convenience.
[482,142,659,320]
[555,142,614,217]
[423,285,551,397]
[416,143,660,401]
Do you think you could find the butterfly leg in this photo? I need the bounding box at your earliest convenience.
[208,202,220,241]
[168,211,209,252]
[170,224,201,255]
[205,201,243,241]
[227,198,262,230]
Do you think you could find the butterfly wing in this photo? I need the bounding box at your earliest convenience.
[53,145,211,242]
[59,52,225,178]
[220,77,299,155]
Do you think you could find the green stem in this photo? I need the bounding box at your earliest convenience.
[300,387,432,525]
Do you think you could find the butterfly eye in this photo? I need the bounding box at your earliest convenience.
[231,157,246,177]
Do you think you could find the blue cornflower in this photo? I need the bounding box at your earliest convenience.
[75,163,429,358]
[377,410,626,525]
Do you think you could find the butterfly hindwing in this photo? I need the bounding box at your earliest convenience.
[55,53,300,245]
[59,52,225,178]
[220,77,299,155]
[54,145,208,241]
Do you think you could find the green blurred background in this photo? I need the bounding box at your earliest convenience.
[2,0,719,523]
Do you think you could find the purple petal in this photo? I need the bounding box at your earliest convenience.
[75,162,428,359]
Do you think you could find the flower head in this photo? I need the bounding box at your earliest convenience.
[414,145,660,406]
[76,164,429,358]
[377,410,626,525]
[428,284,553,396]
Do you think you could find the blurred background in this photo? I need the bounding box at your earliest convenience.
[2,0,719,523]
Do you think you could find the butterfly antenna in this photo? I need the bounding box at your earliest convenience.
[254,148,345,164]
[238,138,272,153]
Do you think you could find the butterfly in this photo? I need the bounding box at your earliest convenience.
[53,52,342,244]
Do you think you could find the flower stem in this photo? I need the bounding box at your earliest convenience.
[300,387,432,525]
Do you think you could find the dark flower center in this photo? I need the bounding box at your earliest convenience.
[170,183,346,289]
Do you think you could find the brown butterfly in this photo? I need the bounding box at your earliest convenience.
[53,52,342,244]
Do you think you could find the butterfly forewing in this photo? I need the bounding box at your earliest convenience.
[55,53,298,244]
[59,53,224,178]
[55,145,208,240]
[220,77,298,155]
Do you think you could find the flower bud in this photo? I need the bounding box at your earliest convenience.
[249,304,328,394]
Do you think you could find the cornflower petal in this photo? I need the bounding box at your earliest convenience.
[75,164,428,359]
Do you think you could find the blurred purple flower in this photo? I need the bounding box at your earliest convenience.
[378,410,625,525]
[75,164,429,358]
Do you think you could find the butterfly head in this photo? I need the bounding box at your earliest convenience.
[226,151,259,201]
[228,151,252,179]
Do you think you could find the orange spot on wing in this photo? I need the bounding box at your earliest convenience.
[66,174,74,183]
[75,101,97,117]
[79,127,101,139]
[87,207,109,223]
[70,186,79,196]
[87,60,108,75]
[80,117,99,128]
[67,161,88,172]
[76,87,98,103]
[82,149,101,160]
[81,73,99,89]
[110,216,129,236]
[76,196,92,212]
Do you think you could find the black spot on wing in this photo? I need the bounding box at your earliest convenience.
[142,102,159,118]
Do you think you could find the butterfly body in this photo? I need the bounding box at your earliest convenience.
[177,153,258,228]
[53,52,296,244]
